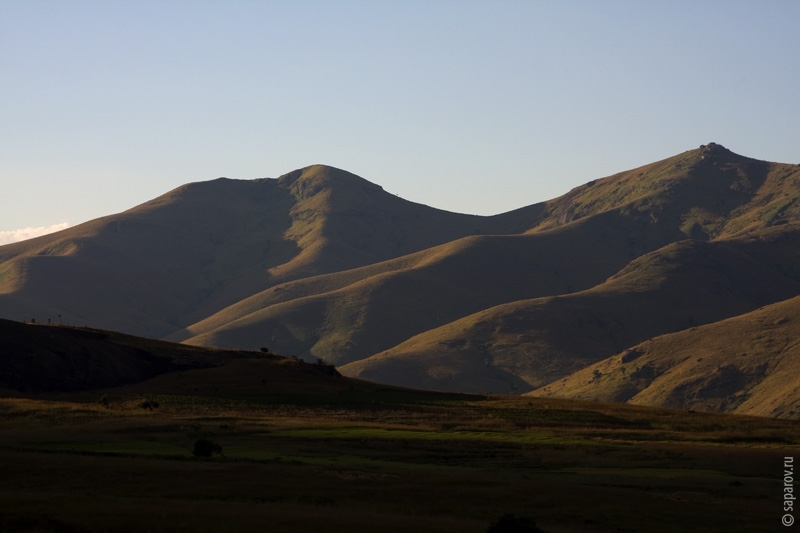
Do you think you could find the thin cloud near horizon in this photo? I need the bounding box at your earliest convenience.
[0,223,70,246]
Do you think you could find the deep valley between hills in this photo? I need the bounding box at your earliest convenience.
[3,143,800,531]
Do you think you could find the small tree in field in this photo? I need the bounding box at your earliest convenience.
[192,439,223,458]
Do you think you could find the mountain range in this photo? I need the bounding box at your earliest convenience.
[3,143,800,418]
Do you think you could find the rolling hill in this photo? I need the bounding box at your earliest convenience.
[339,235,800,393]
[532,292,800,419]
[3,143,800,417]
[0,318,372,397]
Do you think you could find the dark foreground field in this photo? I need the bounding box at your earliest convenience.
[1,385,798,533]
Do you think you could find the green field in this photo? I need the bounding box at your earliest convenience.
[1,391,797,532]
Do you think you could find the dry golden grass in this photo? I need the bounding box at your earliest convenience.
[533,293,800,419]
[341,236,800,395]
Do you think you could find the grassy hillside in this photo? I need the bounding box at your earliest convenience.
[339,236,800,394]
[533,293,800,419]
[178,211,681,363]
[531,142,800,239]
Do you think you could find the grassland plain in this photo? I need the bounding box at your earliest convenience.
[0,387,798,533]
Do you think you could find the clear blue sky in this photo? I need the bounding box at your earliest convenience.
[2,0,799,242]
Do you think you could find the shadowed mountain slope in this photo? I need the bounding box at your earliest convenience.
[175,210,681,363]
[0,165,540,339]
[0,318,381,397]
[0,317,255,393]
[0,319,485,406]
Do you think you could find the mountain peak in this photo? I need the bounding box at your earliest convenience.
[277,164,376,186]
[698,142,731,159]
[275,165,384,202]
[699,142,727,151]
